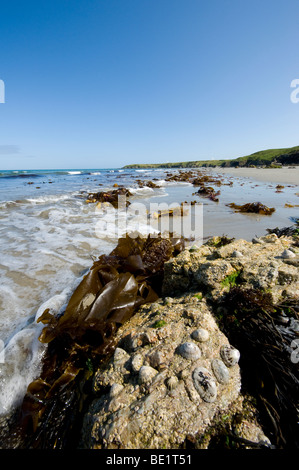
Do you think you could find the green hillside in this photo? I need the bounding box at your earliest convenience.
[123,145,299,169]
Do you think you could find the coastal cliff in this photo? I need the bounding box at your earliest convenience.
[123,145,299,169]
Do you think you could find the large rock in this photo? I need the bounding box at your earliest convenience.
[80,232,298,449]
[162,234,299,303]
[80,295,243,449]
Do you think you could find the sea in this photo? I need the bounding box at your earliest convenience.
[0,166,298,418]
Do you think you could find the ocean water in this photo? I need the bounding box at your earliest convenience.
[0,166,298,417]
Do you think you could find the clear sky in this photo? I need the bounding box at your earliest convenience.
[1,0,299,170]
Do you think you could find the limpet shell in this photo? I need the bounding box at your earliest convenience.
[211,359,230,384]
[177,342,201,360]
[281,249,295,259]
[192,366,217,403]
[220,345,240,367]
[252,237,263,244]
[231,250,243,258]
[191,328,209,342]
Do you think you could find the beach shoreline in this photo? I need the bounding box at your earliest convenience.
[209,166,299,185]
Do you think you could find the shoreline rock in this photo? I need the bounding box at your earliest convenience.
[80,230,298,449]
[80,294,245,449]
[162,233,299,304]
[1,228,298,449]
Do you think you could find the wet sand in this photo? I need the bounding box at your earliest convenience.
[209,166,299,185]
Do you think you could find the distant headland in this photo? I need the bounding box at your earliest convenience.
[123,145,299,169]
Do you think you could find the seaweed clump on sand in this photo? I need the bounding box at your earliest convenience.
[195,185,220,202]
[19,233,184,449]
[215,286,299,449]
[226,202,275,215]
[85,187,132,207]
[267,219,299,246]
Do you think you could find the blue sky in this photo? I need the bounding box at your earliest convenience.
[0,0,299,170]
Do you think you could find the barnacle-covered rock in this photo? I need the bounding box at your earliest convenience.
[192,366,217,403]
[81,293,243,449]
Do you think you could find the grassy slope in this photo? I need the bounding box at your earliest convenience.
[123,145,299,169]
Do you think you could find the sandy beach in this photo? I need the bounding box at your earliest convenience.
[209,166,299,185]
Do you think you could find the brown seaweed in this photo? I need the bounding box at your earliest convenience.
[19,233,184,446]
[195,185,220,202]
[215,287,299,449]
[226,202,275,215]
[85,187,132,207]
[192,176,222,186]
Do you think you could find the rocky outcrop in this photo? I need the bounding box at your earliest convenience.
[80,294,245,449]
[80,232,298,449]
[162,233,299,304]
[80,296,269,449]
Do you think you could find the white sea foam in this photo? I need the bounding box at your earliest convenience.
[129,186,155,195]
[155,179,193,187]
[68,171,81,175]
[0,286,79,416]
[25,194,72,205]
[0,326,46,415]
[128,186,167,199]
